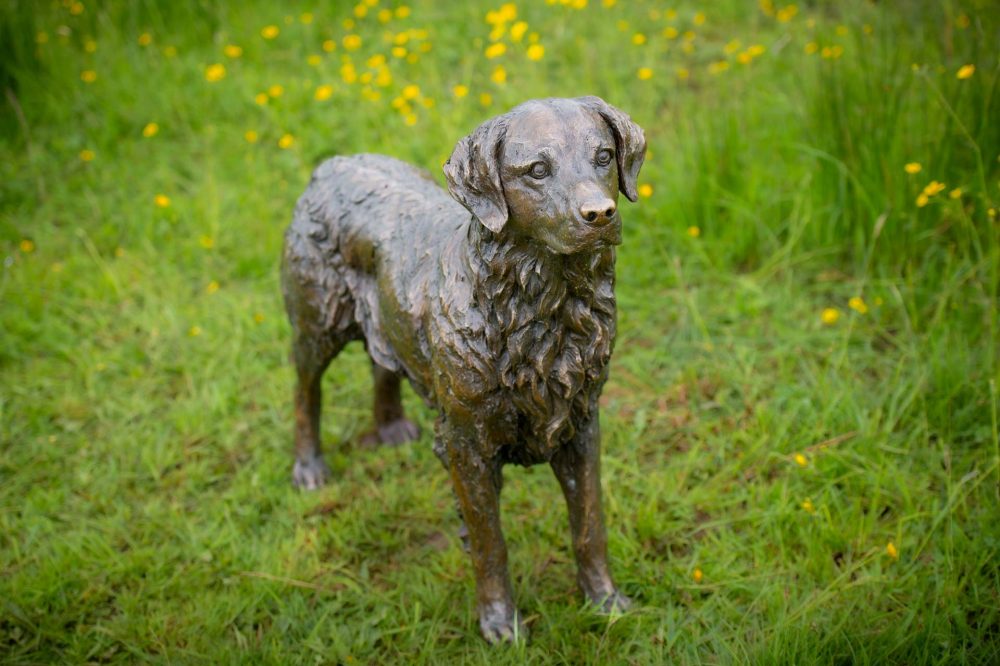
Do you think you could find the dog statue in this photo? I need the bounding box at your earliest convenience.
[281,96,646,642]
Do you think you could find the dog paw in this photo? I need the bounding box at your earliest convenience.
[588,588,632,615]
[292,455,330,490]
[361,418,420,447]
[479,603,527,644]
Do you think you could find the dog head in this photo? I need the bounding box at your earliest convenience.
[444,96,646,254]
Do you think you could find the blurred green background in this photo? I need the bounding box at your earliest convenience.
[1,0,998,663]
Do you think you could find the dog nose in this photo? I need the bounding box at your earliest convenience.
[579,199,617,226]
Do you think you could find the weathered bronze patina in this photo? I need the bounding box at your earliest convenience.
[281,96,646,642]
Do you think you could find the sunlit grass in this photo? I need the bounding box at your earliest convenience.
[1,0,998,663]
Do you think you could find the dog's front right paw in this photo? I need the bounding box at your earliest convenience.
[479,602,527,644]
[292,455,330,490]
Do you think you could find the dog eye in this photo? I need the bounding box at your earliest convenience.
[528,162,550,179]
[596,149,614,166]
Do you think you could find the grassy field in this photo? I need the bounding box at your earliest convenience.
[2,0,999,662]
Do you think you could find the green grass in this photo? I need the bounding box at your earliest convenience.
[2,0,999,663]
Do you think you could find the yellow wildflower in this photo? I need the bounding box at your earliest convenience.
[315,84,334,101]
[142,122,159,138]
[693,568,703,583]
[903,162,921,174]
[224,44,243,58]
[396,5,411,18]
[687,226,700,238]
[341,62,358,83]
[189,325,202,337]
[886,542,899,559]
[485,42,506,59]
[261,25,279,39]
[949,188,962,199]
[206,280,220,295]
[198,236,215,249]
[253,312,266,324]
[663,26,679,39]
[724,40,741,54]
[84,38,97,53]
[693,11,706,25]
[453,84,469,98]
[956,64,975,80]
[81,70,97,83]
[836,25,849,36]
[491,66,507,84]
[354,4,368,19]
[820,308,840,325]
[922,181,946,197]
[676,67,690,80]
[916,193,929,207]
[404,113,418,126]
[254,92,269,105]
[637,67,653,80]
[205,63,226,82]
[805,41,818,54]
[343,34,362,51]
[510,21,529,42]
[138,32,152,46]
[392,46,407,58]
[163,45,177,58]
[268,84,283,98]
[848,296,868,314]
[244,130,259,143]
[278,134,295,149]
[307,54,322,66]
[154,194,171,208]
[708,61,730,74]
[801,499,815,513]
[794,452,808,467]
[114,247,125,258]
[300,12,313,24]
[748,44,765,56]
[526,44,544,61]
[402,84,420,100]
[323,39,336,52]
[480,92,493,107]
[19,239,35,253]
[378,8,392,22]
[79,149,95,162]
[638,184,653,198]
[737,52,752,65]
[776,4,798,22]
[632,33,647,46]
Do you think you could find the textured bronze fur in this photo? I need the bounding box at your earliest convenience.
[281,96,646,642]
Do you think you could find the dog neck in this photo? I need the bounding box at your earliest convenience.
[464,221,617,461]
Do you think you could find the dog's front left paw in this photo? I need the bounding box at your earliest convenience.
[479,602,527,644]
[292,455,330,490]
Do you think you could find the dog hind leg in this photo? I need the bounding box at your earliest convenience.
[360,362,420,446]
[291,332,345,490]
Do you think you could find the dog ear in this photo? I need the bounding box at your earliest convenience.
[577,96,647,202]
[443,116,509,233]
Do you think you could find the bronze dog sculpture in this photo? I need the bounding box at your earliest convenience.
[281,96,646,642]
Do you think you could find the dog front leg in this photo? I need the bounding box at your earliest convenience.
[550,412,631,613]
[445,429,523,643]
